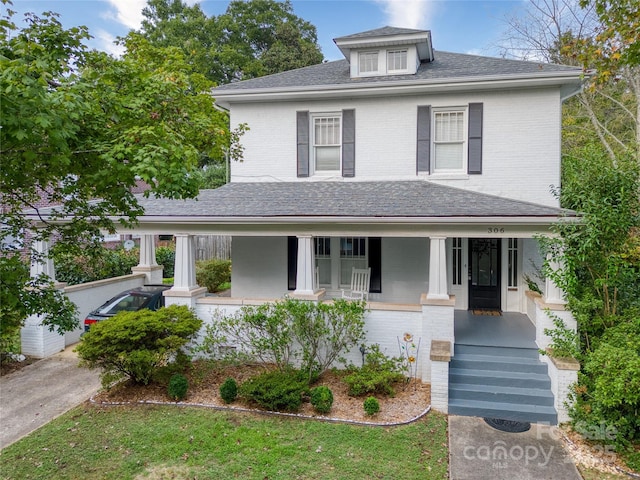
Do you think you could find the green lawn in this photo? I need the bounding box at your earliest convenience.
[0,405,448,479]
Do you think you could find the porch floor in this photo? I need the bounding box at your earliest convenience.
[454,311,536,349]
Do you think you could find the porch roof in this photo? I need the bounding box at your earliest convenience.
[134,181,572,220]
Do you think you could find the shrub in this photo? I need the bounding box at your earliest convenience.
[363,396,380,416]
[196,299,366,380]
[76,305,202,388]
[168,373,188,401]
[196,259,231,292]
[344,344,405,397]
[310,386,334,414]
[220,377,238,404]
[239,369,308,412]
[55,246,139,285]
[156,246,175,278]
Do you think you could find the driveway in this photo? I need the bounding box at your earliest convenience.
[0,345,101,449]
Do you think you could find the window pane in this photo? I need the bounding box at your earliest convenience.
[315,146,340,170]
[434,144,463,169]
[314,117,340,146]
[435,112,464,141]
[359,52,378,73]
[388,50,407,70]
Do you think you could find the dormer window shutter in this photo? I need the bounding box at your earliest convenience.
[296,111,310,177]
[416,105,431,173]
[468,103,483,174]
[342,109,355,177]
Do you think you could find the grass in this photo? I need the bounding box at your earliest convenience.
[0,405,448,480]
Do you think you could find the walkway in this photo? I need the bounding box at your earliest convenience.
[449,415,581,479]
[0,345,101,449]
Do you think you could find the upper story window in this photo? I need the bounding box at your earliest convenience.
[387,49,408,72]
[312,113,341,172]
[433,109,466,172]
[358,51,379,73]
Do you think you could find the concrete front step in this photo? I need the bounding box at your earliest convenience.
[449,382,555,406]
[450,368,552,389]
[449,344,557,425]
[449,398,558,425]
[454,344,540,359]
[451,355,549,374]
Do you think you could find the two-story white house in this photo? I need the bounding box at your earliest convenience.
[27,27,584,424]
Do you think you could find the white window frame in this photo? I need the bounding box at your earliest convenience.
[387,49,408,73]
[358,51,379,75]
[508,238,519,288]
[315,237,368,289]
[432,107,468,174]
[311,112,342,175]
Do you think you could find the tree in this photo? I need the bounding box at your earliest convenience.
[139,0,324,85]
[0,7,230,345]
[499,0,639,161]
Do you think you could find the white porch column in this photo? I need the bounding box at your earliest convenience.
[427,236,449,300]
[22,239,65,358]
[131,234,163,284]
[544,256,566,305]
[291,235,325,300]
[30,239,56,281]
[164,234,206,307]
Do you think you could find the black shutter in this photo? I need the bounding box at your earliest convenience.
[416,105,431,173]
[369,237,382,293]
[297,111,310,177]
[468,103,483,174]
[342,109,355,177]
[287,236,297,290]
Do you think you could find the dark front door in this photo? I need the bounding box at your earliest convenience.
[469,238,501,309]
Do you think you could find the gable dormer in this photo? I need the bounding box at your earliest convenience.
[333,26,434,78]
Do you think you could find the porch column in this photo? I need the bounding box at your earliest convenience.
[164,234,206,307]
[544,256,566,305]
[291,235,324,301]
[21,238,66,358]
[131,234,163,284]
[427,236,449,300]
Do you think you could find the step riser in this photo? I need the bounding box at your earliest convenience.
[450,373,551,389]
[449,388,555,406]
[450,359,548,374]
[449,404,557,425]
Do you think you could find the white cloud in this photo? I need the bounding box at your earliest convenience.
[374,0,436,29]
[104,0,147,30]
[94,29,125,57]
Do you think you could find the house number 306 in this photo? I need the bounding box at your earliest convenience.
[488,227,505,233]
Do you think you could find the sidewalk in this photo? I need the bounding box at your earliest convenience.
[0,346,101,449]
[449,415,582,480]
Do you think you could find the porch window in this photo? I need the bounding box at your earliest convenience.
[314,236,331,285]
[508,238,518,287]
[340,237,367,285]
[452,237,463,285]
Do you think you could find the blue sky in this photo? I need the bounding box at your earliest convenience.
[7,1,525,59]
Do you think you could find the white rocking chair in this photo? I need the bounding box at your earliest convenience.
[341,267,371,301]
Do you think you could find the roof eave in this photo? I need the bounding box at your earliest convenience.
[213,71,585,107]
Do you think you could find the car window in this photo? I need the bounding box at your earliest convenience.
[96,293,150,315]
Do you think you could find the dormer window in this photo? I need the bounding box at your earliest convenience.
[359,52,379,74]
[387,49,408,72]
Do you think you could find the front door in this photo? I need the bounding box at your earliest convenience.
[469,238,501,309]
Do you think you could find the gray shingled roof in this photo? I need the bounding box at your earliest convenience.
[334,26,429,41]
[134,181,572,219]
[212,51,582,93]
